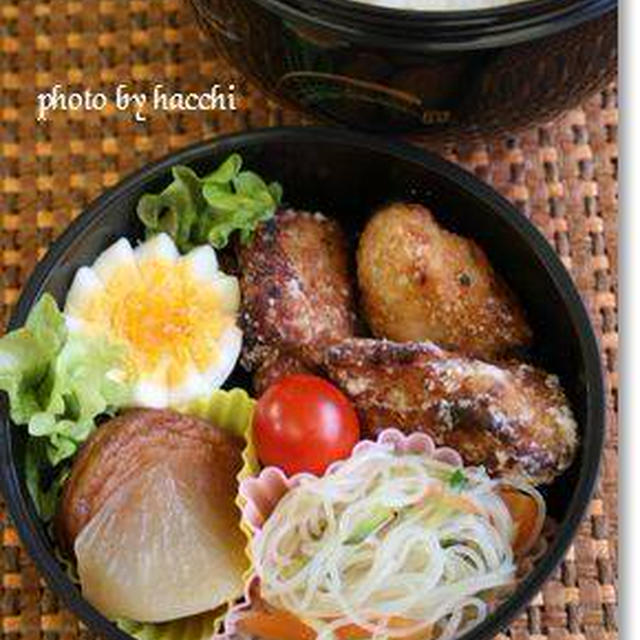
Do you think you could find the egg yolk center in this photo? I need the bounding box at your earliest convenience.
[105,259,228,383]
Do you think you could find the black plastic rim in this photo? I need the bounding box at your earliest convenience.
[0,126,606,640]
[250,0,616,50]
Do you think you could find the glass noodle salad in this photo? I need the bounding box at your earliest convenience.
[249,447,545,640]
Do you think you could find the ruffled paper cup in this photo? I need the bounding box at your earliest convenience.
[181,386,260,577]
[222,429,464,639]
[135,388,258,640]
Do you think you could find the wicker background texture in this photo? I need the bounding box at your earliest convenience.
[0,1,618,639]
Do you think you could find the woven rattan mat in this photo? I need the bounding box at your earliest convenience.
[0,1,618,639]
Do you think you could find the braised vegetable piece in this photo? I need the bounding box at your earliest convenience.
[235,602,434,640]
[58,409,247,622]
[357,203,532,360]
[253,374,360,476]
[238,209,356,393]
[324,339,577,485]
[498,486,543,556]
[235,607,317,640]
[57,409,244,549]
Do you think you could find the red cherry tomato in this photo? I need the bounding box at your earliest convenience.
[253,374,360,476]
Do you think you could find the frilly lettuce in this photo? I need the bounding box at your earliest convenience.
[137,153,282,252]
[0,293,66,424]
[115,610,223,640]
[0,293,131,518]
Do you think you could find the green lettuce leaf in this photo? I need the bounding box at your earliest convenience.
[30,331,130,465]
[137,166,208,253]
[115,609,224,640]
[25,439,70,522]
[137,153,282,252]
[0,294,67,424]
[0,293,131,518]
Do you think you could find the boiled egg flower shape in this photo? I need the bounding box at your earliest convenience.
[64,233,242,409]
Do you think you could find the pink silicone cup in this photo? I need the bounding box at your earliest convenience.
[221,429,464,639]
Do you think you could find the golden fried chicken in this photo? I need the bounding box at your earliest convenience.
[324,339,577,485]
[357,203,532,360]
[238,209,356,393]
[252,352,316,396]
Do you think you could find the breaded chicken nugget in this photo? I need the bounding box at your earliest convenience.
[357,203,532,359]
[324,338,577,486]
[238,209,356,393]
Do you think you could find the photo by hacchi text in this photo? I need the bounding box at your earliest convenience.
[36,83,238,122]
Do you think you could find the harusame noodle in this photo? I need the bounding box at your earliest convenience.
[252,448,545,640]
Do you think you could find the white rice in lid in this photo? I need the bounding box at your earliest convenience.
[347,0,530,10]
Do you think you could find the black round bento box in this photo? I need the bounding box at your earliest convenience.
[0,128,605,640]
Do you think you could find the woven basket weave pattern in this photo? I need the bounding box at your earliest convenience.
[0,1,618,638]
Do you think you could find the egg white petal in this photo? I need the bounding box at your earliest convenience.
[210,275,241,313]
[135,233,179,266]
[131,359,170,409]
[198,326,243,390]
[92,238,140,287]
[180,245,219,282]
[167,360,209,407]
[64,266,105,318]
[132,383,169,410]
[64,315,98,335]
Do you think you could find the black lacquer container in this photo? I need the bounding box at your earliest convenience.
[190,0,617,137]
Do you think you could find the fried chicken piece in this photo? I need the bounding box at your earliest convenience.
[324,339,577,485]
[252,352,317,396]
[357,203,532,360]
[238,209,356,393]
